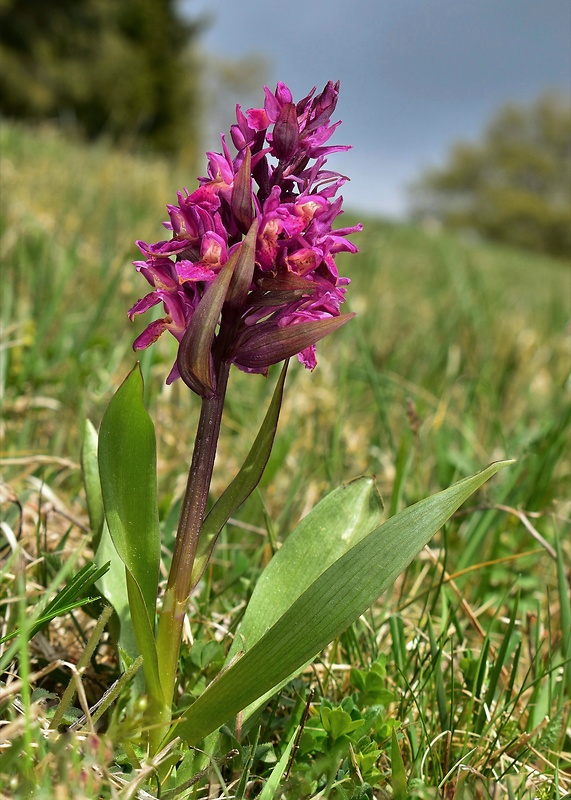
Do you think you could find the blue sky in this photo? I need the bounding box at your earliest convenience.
[182,0,571,217]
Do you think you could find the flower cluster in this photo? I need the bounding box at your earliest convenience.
[129,81,362,384]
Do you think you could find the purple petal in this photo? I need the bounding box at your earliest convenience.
[128,292,162,320]
[166,361,181,384]
[297,344,317,370]
[133,318,169,350]
[247,106,270,131]
[176,261,217,283]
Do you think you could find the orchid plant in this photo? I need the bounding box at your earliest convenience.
[89,81,510,757]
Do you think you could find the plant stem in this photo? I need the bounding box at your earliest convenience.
[156,359,231,712]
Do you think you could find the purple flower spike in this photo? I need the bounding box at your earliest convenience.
[130,81,362,386]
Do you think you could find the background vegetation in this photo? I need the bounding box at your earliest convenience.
[0,0,203,161]
[2,0,569,256]
[0,118,569,797]
[410,93,571,259]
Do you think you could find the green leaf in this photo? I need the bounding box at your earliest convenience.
[222,476,383,728]
[321,707,364,741]
[85,418,140,670]
[125,570,163,702]
[391,729,407,800]
[94,521,140,669]
[80,419,105,549]
[174,460,511,744]
[98,364,162,700]
[351,659,395,706]
[556,535,571,696]
[228,477,383,660]
[98,364,160,624]
[191,360,289,588]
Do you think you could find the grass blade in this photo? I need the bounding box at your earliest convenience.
[391,729,407,800]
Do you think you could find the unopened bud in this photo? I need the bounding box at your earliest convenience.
[231,148,253,234]
[273,102,300,162]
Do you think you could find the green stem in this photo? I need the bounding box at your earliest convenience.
[156,359,231,712]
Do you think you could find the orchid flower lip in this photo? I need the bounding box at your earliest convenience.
[130,80,362,383]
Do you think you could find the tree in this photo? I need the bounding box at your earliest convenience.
[0,0,203,159]
[410,93,571,259]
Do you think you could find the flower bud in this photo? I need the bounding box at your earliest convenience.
[273,102,300,162]
[231,148,253,234]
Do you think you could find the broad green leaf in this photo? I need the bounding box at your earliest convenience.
[191,360,289,588]
[125,570,163,703]
[98,364,163,701]
[227,476,383,660]
[94,521,140,668]
[175,460,511,744]
[98,364,160,624]
[223,476,383,729]
[86,418,139,668]
[80,419,105,549]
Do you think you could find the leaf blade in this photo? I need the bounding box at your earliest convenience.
[175,460,512,744]
[228,476,384,659]
[98,363,161,625]
[80,419,105,548]
[224,475,384,730]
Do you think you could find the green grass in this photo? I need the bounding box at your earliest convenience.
[1,120,570,798]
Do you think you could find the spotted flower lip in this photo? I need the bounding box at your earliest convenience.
[130,80,362,388]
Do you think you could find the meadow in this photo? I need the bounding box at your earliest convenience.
[0,121,569,798]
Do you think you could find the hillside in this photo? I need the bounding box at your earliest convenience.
[1,121,570,797]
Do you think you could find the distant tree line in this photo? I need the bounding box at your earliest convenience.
[0,0,203,160]
[410,93,571,259]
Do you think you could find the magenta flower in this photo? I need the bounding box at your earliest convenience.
[129,80,362,388]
